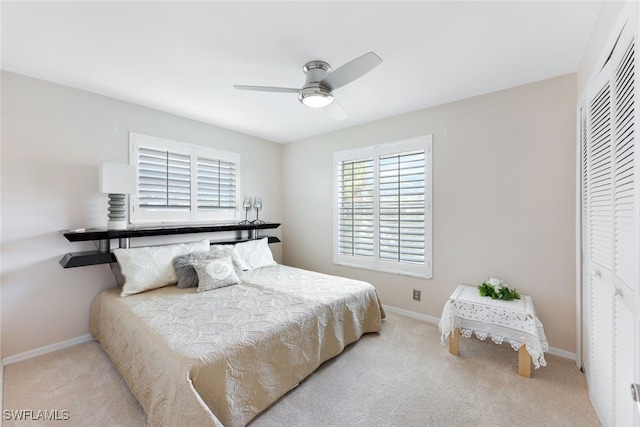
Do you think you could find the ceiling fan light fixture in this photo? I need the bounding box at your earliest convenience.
[299,92,334,108]
[234,52,383,117]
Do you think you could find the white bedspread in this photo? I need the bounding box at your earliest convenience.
[90,264,383,426]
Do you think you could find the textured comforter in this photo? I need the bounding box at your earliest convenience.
[90,264,383,427]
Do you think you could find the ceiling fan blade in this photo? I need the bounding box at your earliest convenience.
[233,85,299,93]
[321,51,382,91]
[325,100,347,121]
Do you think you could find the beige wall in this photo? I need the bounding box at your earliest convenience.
[1,71,283,358]
[282,74,577,352]
[1,70,581,357]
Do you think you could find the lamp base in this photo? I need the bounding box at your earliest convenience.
[107,193,128,230]
[107,220,128,230]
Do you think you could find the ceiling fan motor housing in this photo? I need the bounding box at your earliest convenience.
[299,60,334,107]
[303,61,331,83]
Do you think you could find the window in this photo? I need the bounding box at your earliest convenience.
[334,135,432,278]
[129,133,241,224]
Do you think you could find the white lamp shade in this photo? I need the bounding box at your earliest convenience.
[99,163,137,194]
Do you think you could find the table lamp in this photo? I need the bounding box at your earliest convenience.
[99,162,136,230]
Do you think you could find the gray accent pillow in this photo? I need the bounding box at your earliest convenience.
[173,246,242,288]
[173,251,215,288]
[191,256,241,292]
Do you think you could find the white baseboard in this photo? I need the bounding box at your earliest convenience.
[383,304,442,324]
[545,346,576,360]
[383,304,577,361]
[2,334,93,366]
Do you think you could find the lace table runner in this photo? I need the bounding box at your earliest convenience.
[438,285,548,368]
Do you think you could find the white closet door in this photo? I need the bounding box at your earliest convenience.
[615,294,636,427]
[587,73,614,425]
[581,105,592,381]
[611,20,638,427]
[612,33,636,295]
[581,5,639,426]
[588,78,613,270]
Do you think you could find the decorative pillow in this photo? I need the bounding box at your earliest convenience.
[114,239,210,297]
[233,237,277,270]
[173,251,214,289]
[173,245,244,289]
[191,256,241,292]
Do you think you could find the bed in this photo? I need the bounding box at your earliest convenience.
[90,239,384,427]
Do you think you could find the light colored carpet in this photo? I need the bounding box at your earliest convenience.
[3,335,146,427]
[3,312,600,427]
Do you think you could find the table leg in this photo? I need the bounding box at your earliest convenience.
[518,346,531,378]
[449,328,460,355]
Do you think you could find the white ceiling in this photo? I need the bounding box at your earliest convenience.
[1,1,601,143]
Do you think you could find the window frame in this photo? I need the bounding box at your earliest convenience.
[129,133,241,225]
[333,135,432,278]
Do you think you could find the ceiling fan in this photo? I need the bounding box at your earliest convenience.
[233,51,383,120]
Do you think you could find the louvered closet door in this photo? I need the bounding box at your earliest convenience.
[580,105,591,380]
[582,7,639,426]
[611,21,637,427]
[586,71,615,426]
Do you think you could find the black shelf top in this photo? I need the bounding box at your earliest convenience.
[61,222,281,242]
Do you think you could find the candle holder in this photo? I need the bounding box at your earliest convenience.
[239,196,252,225]
[252,197,264,225]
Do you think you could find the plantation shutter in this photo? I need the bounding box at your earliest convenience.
[379,150,426,263]
[197,156,237,210]
[137,147,191,210]
[337,158,374,257]
[334,135,432,278]
[130,133,241,224]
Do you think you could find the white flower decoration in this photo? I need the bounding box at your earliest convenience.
[488,277,503,287]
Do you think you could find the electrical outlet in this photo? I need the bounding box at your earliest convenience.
[413,289,421,301]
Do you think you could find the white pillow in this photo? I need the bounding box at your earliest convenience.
[192,256,241,292]
[114,239,210,297]
[234,237,277,270]
[210,244,245,271]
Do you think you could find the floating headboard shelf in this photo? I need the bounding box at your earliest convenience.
[59,222,281,268]
[60,251,117,268]
[62,222,281,241]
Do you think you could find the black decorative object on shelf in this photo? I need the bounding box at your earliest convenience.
[59,222,281,268]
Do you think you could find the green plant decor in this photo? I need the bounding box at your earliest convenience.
[478,278,521,301]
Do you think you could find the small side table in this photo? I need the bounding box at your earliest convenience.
[438,285,548,378]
